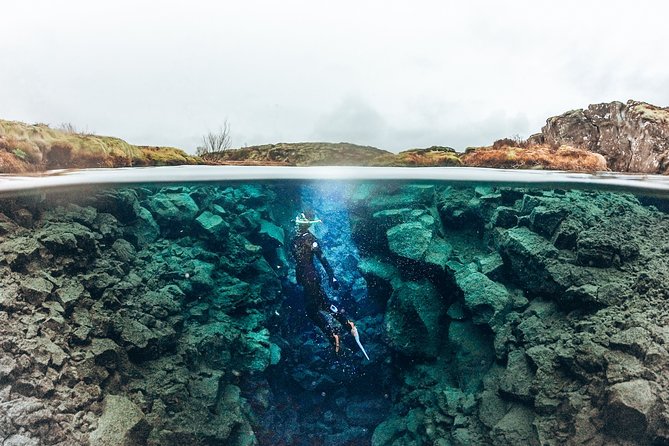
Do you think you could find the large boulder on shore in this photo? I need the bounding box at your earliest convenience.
[536,100,669,173]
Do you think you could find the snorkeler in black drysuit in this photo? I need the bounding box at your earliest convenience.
[291,210,363,355]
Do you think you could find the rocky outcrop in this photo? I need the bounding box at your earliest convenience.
[350,182,669,445]
[0,184,291,445]
[532,100,669,173]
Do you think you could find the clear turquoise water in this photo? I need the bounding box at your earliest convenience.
[1,167,668,446]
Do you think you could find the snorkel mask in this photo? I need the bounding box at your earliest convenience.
[295,212,322,226]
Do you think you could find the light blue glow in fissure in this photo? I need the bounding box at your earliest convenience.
[300,182,368,304]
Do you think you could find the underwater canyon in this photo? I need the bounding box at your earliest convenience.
[1,176,669,445]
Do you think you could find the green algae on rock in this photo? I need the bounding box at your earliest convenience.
[1,177,669,445]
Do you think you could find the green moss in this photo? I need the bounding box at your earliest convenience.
[12,148,28,160]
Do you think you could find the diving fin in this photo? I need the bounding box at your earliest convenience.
[350,323,370,361]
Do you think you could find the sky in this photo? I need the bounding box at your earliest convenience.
[1,0,668,153]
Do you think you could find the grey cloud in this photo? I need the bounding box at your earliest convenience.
[312,97,534,152]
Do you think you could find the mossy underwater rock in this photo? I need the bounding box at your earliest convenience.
[386,221,433,261]
[89,395,151,446]
[147,191,199,226]
[384,279,445,357]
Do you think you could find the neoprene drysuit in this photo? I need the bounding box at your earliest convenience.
[292,230,352,350]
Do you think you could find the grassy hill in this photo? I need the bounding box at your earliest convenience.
[206,143,465,167]
[0,120,200,173]
[0,119,610,173]
[205,142,391,166]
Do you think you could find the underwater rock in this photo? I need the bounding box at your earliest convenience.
[497,227,561,295]
[605,379,657,440]
[19,277,54,306]
[492,404,540,446]
[455,269,512,327]
[128,207,160,246]
[490,206,519,229]
[116,317,177,360]
[371,184,436,211]
[2,434,39,446]
[0,236,41,268]
[55,280,89,311]
[358,257,400,287]
[385,279,445,357]
[609,326,651,358]
[499,349,535,403]
[111,239,137,263]
[448,320,495,392]
[371,416,408,446]
[438,187,484,229]
[345,398,392,428]
[358,257,400,312]
[479,373,508,429]
[89,189,143,224]
[576,227,640,267]
[424,237,453,270]
[88,338,124,369]
[386,221,434,261]
[258,219,284,246]
[37,222,98,256]
[89,394,151,446]
[476,252,505,280]
[528,205,568,238]
[147,191,199,226]
[195,210,230,241]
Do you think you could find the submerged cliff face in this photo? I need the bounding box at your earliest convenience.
[1,181,669,445]
[353,184,669,445]
[0,185,295,445]
[532,100,669,173]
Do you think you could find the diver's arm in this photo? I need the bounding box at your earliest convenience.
[312,240,334,279]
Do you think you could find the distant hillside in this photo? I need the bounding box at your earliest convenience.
[206,143,464,167]
[205,142,391,166]
[0,120,200,173]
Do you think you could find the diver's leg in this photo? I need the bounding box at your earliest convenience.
[304,285,341,353]
[325,301,354,331]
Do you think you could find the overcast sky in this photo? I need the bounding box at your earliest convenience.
[1,1,668,153]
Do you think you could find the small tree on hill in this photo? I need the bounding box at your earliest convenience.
[197,120,231,156]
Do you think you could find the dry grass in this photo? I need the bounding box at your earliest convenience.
[0,120,199,172]
[462,144,608,172]
[0,151,33,173]
[371,147,462,167]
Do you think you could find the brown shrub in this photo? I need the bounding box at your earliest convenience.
[492,136,530,150]
[108,151,132,167]
[46,142,74,168]
[0,151,33,173]
[462,144,607,172]
[0,136,42,163]
[71,150,112,168]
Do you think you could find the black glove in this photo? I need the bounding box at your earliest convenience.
[331,277,340,290]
